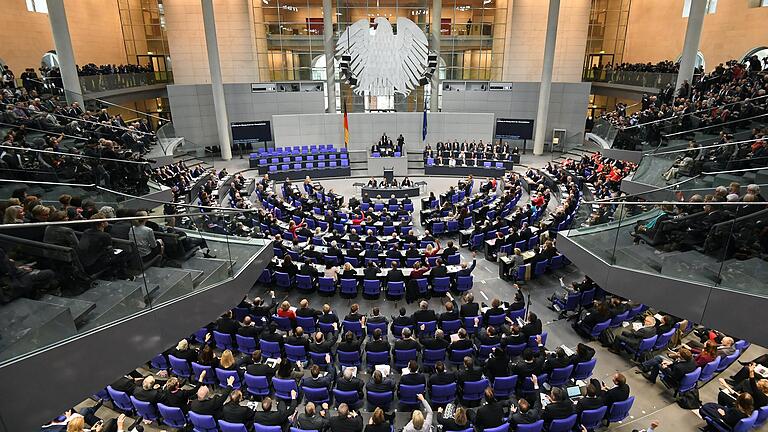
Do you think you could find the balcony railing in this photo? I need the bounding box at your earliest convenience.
[583,68,678,89]
[0,183,268,366]
[565,200,768,299]
[79,71,174,94]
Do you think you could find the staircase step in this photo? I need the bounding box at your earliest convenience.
[76,280,151,330]
[142,266,196,303]
[180,256,231,288]
[39,294,96,327]
[0,298,77,360]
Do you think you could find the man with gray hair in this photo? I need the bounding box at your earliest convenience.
[412,300,437,323]
[335,367,364,397]
[747,184,764,201]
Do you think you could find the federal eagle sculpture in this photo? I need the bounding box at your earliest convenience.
[336,17,430,97]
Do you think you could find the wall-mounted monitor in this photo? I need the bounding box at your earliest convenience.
[231,121,272,144]
[495,118,534,140]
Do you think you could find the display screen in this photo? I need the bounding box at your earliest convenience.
[231,121,272,143]
[495,118,534,140]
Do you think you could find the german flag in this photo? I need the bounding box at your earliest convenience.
[343,100,350,149]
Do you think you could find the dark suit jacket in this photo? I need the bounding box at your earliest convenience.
[603,383,630,408]
[412,309,437,324]
[296,413,330,432]
[458,366,483,384]
[252,399,298,426]
[366,338,391,353]
[220,401,255,426]
[329,414,364,432]
[474,401,505,430]
[542,399,574,424]
[336,377,365,396]
[189,388,232,417]
[460,302,480,318]
[521,319,542,337]
[429,371,457,387]
[576,396,605,413]
[399,372,426,387]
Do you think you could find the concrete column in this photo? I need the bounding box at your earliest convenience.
[323,0,337,113]
[201,0,232,160]
[676,0,706,91]
[46,0,83,106]
[533,0,560,156]
[429,0,442,112]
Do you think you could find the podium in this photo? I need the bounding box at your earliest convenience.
[383,168,394,185]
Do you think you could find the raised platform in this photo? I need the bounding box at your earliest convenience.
[361,185,420,198]
[425,165,508,177]
[368,156,409,176]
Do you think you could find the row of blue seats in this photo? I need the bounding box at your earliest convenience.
[273,249,462,266]
[254,144,342,155]
[104,375,637,432]
[267,159,350,172]
[262,271,474,298]
[255,153,349,163]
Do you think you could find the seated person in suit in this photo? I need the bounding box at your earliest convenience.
[509,396,543,426]
[593,373,630,410]
[301,364,336,389]
[575,383,605,414]
[220,390,255,429]
[428,361,456,389]
[458,356,484,386]
[366,369,395,393]
[542,386,574,426]
[470,388,505,430]
[336,367,365,398]
[295,402,331,432]
[252,393,299,428]
[640,347,697,386]
[610,315,657,353]
[400,360,427,386]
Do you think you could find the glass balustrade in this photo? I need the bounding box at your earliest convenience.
[0,210,268,365]
[78,71,174,94]
[565,201,768,299]
[583,68,678,89]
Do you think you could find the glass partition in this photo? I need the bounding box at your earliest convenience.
[565,201,768,299]
[583,68,678,89]
[0,209,268,365]
[78,71,173,94]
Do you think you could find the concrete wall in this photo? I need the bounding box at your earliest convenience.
[0,0,126,73]
[167,83,325,149]
[164,0,262,85]
[441,82,592,146]
[624,0,768,69]
[503,0,591,82]
[271,112,495,151]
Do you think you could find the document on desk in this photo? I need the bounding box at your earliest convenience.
[755,365,768,378]
[631,322,643,331]
[375,365,391,376]
[561,345,575,357]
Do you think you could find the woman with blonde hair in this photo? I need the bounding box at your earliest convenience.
[424,239,441,257]
[3,205,24,224]
[436,405,469,431]
[403,394,433,432]
[341,262,357,279]
[219,349,236,369]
